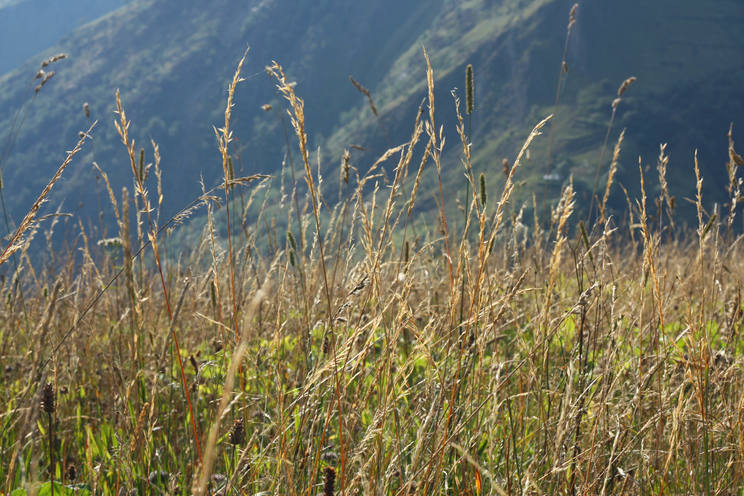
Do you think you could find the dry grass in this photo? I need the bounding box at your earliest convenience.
[1,45,744,496]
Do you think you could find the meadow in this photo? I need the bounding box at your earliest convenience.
[1,44,744,496]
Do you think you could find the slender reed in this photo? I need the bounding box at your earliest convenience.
[587,76,636,221]
[114,91,203,465]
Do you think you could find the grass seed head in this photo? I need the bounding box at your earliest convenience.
[39,53,66,68]
[568,3,578,29]
[617,76,637,97]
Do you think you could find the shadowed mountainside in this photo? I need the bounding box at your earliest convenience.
[0,0,743,239]
[0,0,124,76]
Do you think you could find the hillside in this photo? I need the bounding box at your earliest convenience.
[0,0,743,243]
[0,0,124,76]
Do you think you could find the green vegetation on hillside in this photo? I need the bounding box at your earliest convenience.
[1,0,744,246]
[0,0,124,76]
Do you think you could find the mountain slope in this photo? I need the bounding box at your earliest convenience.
[326,0,744,221]
[0,0,124,76]
[0,0,444,229]
[0,0,743,241]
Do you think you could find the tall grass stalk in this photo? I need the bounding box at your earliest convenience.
[114,91,203,465]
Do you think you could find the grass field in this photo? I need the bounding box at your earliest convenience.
[1,43,744,496]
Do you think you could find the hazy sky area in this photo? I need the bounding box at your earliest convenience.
[0,0,123,75]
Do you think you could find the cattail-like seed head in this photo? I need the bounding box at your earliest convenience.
[479,172,487,206]
[404,240,409,264]
[227,157,235,190]
[465,64,474,115]
[341,149,350,184]
[83,102,90,119]
[323,467,336,496]
[41,383,55,414]
[229,418,245,446]
[287,231,297,266]
[502,158,510,176]
[66,463,76,481]
[138,148,145,182]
